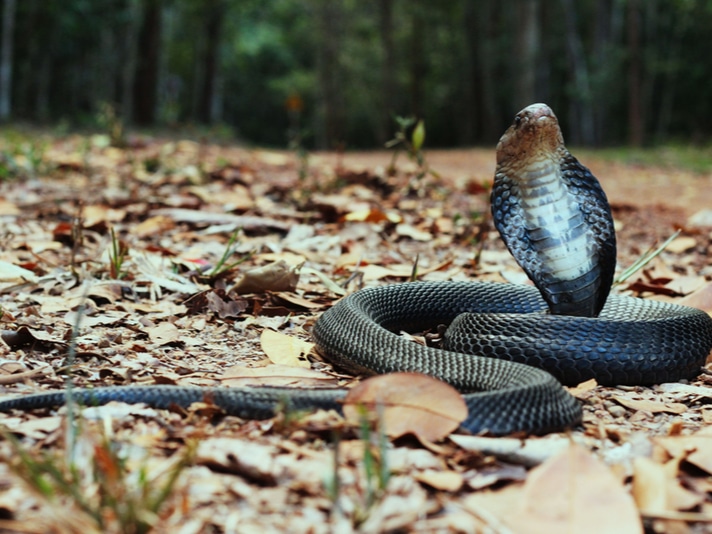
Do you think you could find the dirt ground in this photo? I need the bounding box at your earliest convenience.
[0,139,711,533]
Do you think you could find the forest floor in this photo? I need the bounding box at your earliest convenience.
[0,135,711,533]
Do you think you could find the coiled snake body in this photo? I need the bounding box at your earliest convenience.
[2,104,711,435]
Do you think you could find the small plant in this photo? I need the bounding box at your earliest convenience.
[1,296,189,533]
[326,404,391,527]
[286,93,310,182]
[4,427,192,533]
[385,116,439,188]
[208,227,252,278]
[0,138,49,181]
[96,101,126,148]
[108,227,129,280]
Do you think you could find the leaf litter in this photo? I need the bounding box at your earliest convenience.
[0,138,711,532]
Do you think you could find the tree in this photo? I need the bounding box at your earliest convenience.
[197,0,225,124]
[133,0,163,125]
[0,0,16,121]
[627,0,643,146]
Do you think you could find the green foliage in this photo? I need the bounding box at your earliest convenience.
[4,427,192,533]
[386,116,439,186]
[325,405,391,527]
[108,227,129,280]
[207,227,253,278]
[0,134,49,181]
[8,0,712,147]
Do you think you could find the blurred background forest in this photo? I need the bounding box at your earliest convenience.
[0,0,711,150]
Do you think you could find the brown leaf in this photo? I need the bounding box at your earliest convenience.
[206,290,248,318]
[612,395,687,414]
[231,260,300,294]
[678,281,712,312]
[145,322,181,346]
[342,373,467,442]
[632,457,704,515]
[219,364,336,387]
[130,215,175,238]
[665,236,697,253]
[1,326,66,351]
[260,329,313,368]
[654,427,712,475]
[414,470,463,492]
[510,444,643,534]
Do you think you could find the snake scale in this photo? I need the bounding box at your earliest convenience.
[2,104,711,435]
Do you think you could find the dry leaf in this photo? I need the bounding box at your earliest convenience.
[0,260,37,283]
[260,329,313,368]
[145,322,181,345]
[568,378,598,397]
[449,434,571,467]
[131,215,175,237]
[678,281,712,312]
[342,372,467,442]
[509,444,642,534]
[231,260,300,294]
[220,364,336,387]
[632,457,704,515]
[664,275,706,296]
[612,395,687,414]
[666,236,697,254]
[654,427,712,475]
[414,470,463,492]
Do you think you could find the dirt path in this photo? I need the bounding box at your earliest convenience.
[316,148,712,217]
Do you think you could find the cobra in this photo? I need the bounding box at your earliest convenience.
[2,104,711,435]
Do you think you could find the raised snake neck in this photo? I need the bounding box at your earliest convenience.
[1,105,711,435]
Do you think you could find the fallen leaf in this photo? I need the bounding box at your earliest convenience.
[231,260,301,294]
[654,427,712,475]
[678,281,712,312]
[414,470,463,492]
[632,456,704,516]
[509,444,642,534]
[666,236,697,253]
[342,373,467,442]
[145,322,181,345]
[664,275,706,296]
[395,223,433,241]
[272,291,322,309]
[612,395,687,414]
[260,329,313,368]
[220,364,336,387]
[131,215,175,237]
[449,434,571,467]
[568,378,598,397]
[1,326,66,351]
[0,260,37,283]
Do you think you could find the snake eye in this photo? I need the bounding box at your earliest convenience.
[514,115,522,128]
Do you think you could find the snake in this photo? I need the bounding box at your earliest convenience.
[2,104,711,435]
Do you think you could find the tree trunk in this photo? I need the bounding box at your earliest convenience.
[199,0,224,124]
[461,0,478,144]
[314,0,344,149]
[627,0,643,146]
[132,0,162,125]
[408,2,426,119]
[120,0,141,124]
[561,0,595,145]
[378,0,395,144]
[476,0,500,142]
[0,0,16,121]
[514,0,539,108]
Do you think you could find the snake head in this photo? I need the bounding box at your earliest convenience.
[496,103,566,168]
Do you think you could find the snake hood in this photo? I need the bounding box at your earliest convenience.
[492,103,617,317]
